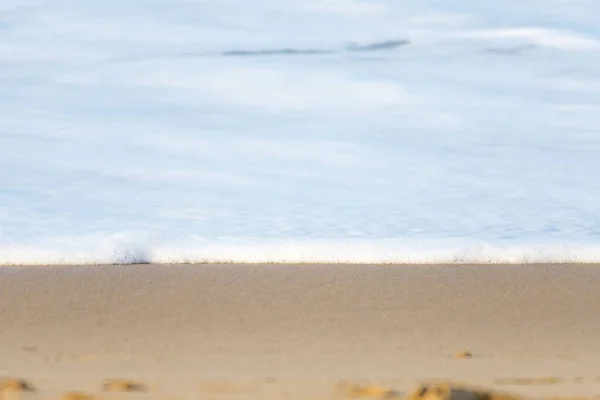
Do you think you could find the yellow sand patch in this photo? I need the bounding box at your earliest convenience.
[493,377,561,386]
[405,382,521,400]
[335,382,400,398]
[102,380,146,392]
[455,351,473,359]
[61,392,95,400]
[0,379,35,392]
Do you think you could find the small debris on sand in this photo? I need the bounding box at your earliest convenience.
[454,351,473,359]
[493,377,561,386]
[0,378,35,392]
[101,379,146,392]
[405,382,521,400]
[336,381,401,398]
[61,392,95,400]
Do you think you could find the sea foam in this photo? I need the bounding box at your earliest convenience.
[2,236,600,265]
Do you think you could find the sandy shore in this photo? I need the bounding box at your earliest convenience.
[2,264,600,399]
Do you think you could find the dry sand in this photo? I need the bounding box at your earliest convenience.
[1,264,600,400]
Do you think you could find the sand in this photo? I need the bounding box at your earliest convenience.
[1,264,600,400]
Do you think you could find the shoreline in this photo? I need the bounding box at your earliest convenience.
[3,262,600,267]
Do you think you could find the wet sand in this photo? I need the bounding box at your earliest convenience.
[1,264,600,399]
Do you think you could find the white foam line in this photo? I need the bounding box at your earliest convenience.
[303,0,384,17]
[458,28,600,51]
[553,104,600,112]
[1,237,600,265]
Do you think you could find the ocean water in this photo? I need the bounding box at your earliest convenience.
[1,0,600,265]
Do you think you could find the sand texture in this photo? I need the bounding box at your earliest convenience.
[1,264,600,400]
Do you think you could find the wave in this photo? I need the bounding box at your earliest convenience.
[222,48,335,56]
[1,235,600,265]
[96,38,410,66]
[221,39,409,57]
[483,44,537,55]
[345,39,410,52]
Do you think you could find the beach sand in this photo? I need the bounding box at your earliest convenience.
[1,264,600,400]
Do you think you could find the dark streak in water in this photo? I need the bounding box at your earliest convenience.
[483,44,537,55]
[93,38,410,66]
[346,39,410,52]
[221,39,409,57]
[222,48,336,56]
